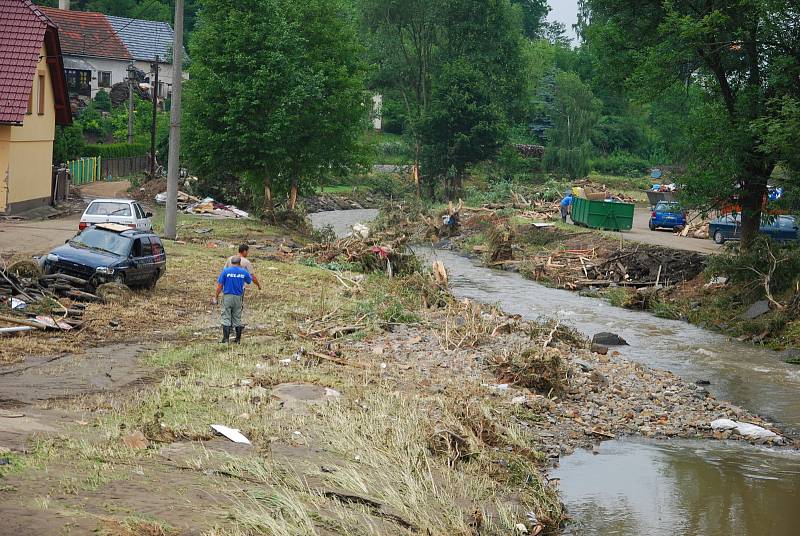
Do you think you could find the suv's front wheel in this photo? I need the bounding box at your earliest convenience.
[713,230,726,244]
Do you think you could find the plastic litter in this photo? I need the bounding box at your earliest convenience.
[211,424,252,444]
[711,418,779,440]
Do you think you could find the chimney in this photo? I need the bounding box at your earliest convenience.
[59,0,70,10]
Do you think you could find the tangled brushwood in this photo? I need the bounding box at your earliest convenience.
[488,321,583,395]
[303,233,420,276]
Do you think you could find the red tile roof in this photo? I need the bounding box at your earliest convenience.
[39,6,132,61]
[0,0,71,125]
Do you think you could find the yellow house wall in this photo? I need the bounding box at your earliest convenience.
[0,128,9,212]
[0,44,56,214]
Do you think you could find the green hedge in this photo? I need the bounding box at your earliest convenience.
[84,142,149,159]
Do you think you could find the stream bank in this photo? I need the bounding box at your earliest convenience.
[312,208,800,536]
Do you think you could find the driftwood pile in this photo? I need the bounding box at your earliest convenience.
[303,233,418,276]
[0,261,99,334]
[525,246,706,289]
[584,249,706,286]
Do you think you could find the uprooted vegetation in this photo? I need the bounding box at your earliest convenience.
[0,219,570,535]
[373,201,800,349]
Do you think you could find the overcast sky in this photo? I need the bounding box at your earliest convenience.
[548,0,579,42]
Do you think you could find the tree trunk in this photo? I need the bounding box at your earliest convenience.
[263,175,275,224]
[414,142,421,199]
[739,177,768,249]
[289,176,299,211]
[453,172,463,200]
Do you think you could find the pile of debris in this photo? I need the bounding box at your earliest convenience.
[0,262,97,334]
[304,193,381,213]
[523,246,706,290]
[572,180,636,203]
[156,191,250,218]
[513,144,545,159]
[676,220,710,240]
[303,230,418,276]
[584,247,706,287]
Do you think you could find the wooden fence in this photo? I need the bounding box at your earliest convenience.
[67,156,101,185]
[67,155,149,184]
[100,155,149,179]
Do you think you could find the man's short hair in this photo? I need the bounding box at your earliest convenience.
[238,244,249,254]
[230,256,242,265]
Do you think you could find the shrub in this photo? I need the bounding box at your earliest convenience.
[590,151,651,177]
[94,90,111,112]
[707,237,800,302]
[364,173,410,198]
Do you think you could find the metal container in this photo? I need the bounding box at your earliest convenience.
[571,197,635,231]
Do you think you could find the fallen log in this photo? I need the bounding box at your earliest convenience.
[40,273,88,286]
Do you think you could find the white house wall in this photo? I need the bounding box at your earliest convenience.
[65,55,182,100]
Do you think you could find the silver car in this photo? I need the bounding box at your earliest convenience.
[79,199,153,232]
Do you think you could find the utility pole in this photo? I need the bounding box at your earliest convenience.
[126,62,135,144]
[164,0,183,239]
[150,55,159,180]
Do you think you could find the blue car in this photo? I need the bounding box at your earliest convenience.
[43,224,167,289]
[649,201,686,231]
[709,214,799,244]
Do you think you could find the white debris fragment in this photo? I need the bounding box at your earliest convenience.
[711,419,779,440]
[211,424,251,444]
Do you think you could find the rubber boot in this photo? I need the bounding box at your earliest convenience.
[234,326,244,344]
[221,326,231,343]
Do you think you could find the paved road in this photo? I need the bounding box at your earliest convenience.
[0,215,81,256]
[0,181,132,256]
[617,207,721,255]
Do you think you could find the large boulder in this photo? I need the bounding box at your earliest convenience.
[592,332,629,346]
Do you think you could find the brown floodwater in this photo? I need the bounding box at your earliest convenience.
[311,211,800,536]
[551,439,800,536]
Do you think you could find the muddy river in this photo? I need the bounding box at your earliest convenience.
[311,210,800,536]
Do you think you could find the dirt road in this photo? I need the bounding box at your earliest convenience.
[620,206,720,254]
[0,180,131,256]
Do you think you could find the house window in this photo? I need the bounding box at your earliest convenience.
[98,71,112,88]
[27,86,33,114]
[65,69,91,97]
[37,74,45,115]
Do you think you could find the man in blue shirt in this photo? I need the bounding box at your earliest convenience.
[560,194,573,223]
[214,256,253,343]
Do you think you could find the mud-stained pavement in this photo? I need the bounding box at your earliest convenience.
[0,343,153,450]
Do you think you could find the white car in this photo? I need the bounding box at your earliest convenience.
[79,199,153,232]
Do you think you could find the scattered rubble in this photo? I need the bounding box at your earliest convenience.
[0,261,101,334]
[155,191,250,218]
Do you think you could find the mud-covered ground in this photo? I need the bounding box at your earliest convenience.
[0,215,792,536]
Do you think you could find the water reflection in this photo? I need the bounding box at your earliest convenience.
[553,439,800,536]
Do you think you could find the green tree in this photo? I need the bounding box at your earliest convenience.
[421,60,507,198]
[509,0,550,39]
[418,0,525,198]
[543,71,600,180]
[359,0,440,197]
[582,0,800,247]
[185,0,368,217]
